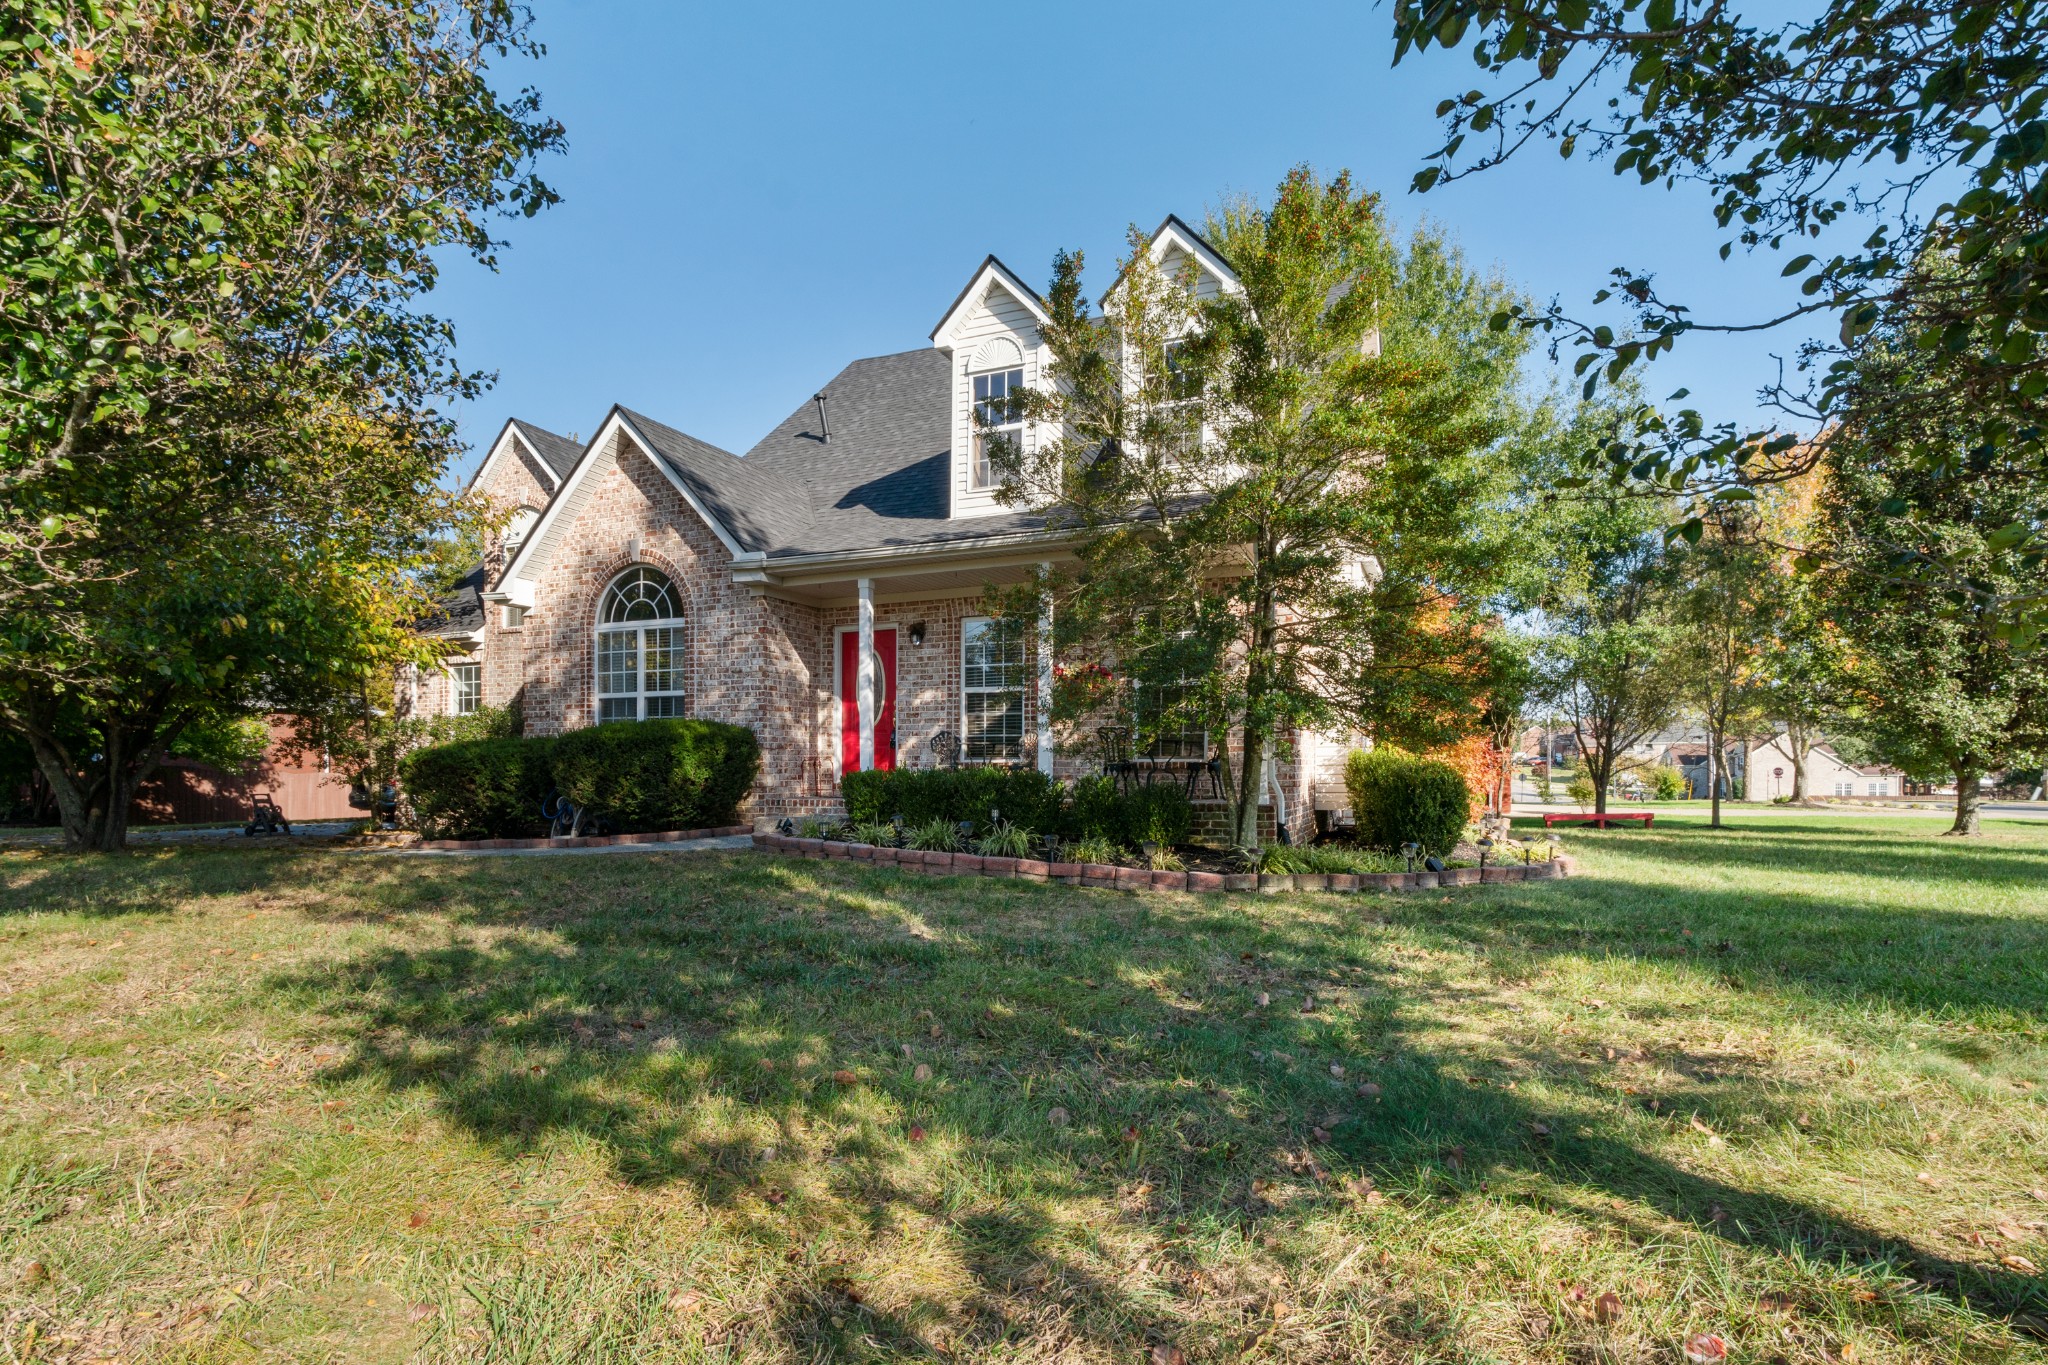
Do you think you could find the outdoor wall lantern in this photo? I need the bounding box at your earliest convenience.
[908,622,927,646]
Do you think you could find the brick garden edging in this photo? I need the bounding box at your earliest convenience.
[751,833,1578,893]
[417,824,753,852]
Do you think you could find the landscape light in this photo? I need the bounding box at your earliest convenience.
[1401,841,1420,872]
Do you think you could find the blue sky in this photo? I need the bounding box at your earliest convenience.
[430,0,1822,483]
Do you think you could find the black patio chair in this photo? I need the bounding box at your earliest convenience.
[1098,725,1140,794]
[927,729,962,770]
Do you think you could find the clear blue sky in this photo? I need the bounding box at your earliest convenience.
[430,0,1819,482]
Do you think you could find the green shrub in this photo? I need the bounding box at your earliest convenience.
[907,817,962,851]
[1566,774,1596,809]
[1069,833,1122,865]
[1064,775,1194,847]
[399,735,555,840]
[549,719,759,833]
[1649,764,1688,801]
[849,819,898,847]
[841,766,1063,834]
[975,820,1032,858]
[1344,747,1472,858]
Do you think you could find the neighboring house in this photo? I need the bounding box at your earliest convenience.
[408,219,1343,832]
[1746,734,1905,800]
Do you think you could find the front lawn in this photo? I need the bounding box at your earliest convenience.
[2,816,2044,1362]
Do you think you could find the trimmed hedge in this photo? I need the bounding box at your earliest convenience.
[400,735,556,841]
[842,766,1194,847]
[550,719,760,833]
[1344,746,1472,857]
[842,765,1064,835]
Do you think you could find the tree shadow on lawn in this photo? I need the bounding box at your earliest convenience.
[1519,815,2048,891]
[242,850,2042,1357]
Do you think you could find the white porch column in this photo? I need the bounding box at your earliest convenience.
[856,577,876,772]
[1035,563,1054,776]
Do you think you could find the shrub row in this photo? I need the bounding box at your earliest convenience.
[400,719,759,840]
[1343,746,1472,857]
[840,767,1193,847]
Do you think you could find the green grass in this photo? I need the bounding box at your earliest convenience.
[1,815,2045,1362]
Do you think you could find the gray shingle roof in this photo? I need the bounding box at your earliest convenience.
[421,563,486,637]
[615,407,815,556]
[509,420,583,483]
[739,348,1043,558]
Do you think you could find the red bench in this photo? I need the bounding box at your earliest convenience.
[1542,811,1655,830]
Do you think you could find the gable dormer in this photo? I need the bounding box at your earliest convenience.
[930,255,1052,519]
[1100,214,1243,316]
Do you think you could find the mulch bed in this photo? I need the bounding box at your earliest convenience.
[416,824,753,852]
[753,832,1575,895]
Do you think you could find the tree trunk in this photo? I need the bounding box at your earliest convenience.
[1235,725,1265,849]
[1707,730,1722,828]
[1787,721,1812,802]
[24,725,162,852]
[1589,746,1610,816]
[1947,766,1984,836]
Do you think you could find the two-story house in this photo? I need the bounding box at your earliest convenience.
[413,218,1345,831]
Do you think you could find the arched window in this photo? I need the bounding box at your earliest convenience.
[595,567,684,722]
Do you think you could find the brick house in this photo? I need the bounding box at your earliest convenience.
[412,221,1349,832]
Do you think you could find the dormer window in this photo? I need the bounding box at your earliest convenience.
[971,367,1024,489]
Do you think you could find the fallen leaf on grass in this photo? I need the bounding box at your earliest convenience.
[1683,1332,1729,1362]
[1530,1121,1551,1138]
[1593,1291,1623,1324]
[907,1126,926,1143]
[1757,1291,1798,1313]
[1329,1063,1345,1078]
[1256,992,1271,1007]
[1997,1222,2030,1242]
[1915,1172,1940,1188]
[407,1303,438,1324]
[665,1288,704,1316]
[406,1210,428,1229]
[22,1261,49,1286]
[831,1070,857,1085]
[1832,1342,1860,1363]
[1150,1346,1187,1365]
[1311,1127,1331,1142]
[1357,1082,1381,1099]
[1047,1107,1071,1128]
[912,1063,932,1082]
[761,1188,788,1205]
[2002,1254,2040,1273]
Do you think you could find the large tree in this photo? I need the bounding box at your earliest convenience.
[1391,2,2048,627]
[1814,337,2048,835]
[1527,426,1687,815]
[0,0,560,849]
[1669,502,1776,826]
[993,169,1538,848]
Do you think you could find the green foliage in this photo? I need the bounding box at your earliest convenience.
[1648,764,1689,802]
[399,736,555,841]
[0,0,561,850]
[849,821,898,848]
[1395,3,2048,616]
[548,721,760,834]
[1068,834,1123,866]
[1812,321,2048,833]
[1344,747,1473,857]
[974,820,1033,859]
[990,168,1543,847]
[1566,774,1597,810]
[907,818,962,853]
[840,767,1064,835]
[1060,775,1193,847]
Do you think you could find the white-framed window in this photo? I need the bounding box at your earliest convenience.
[1134,675,1207,759]
[1835,781,1853,797]
[451,663,481,716]
[971,367,1025,489]
[961,616,1024,762]
[595,566,684,723]
[1868,781,1882,796]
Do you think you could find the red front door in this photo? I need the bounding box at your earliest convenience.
[838,627,897,776]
